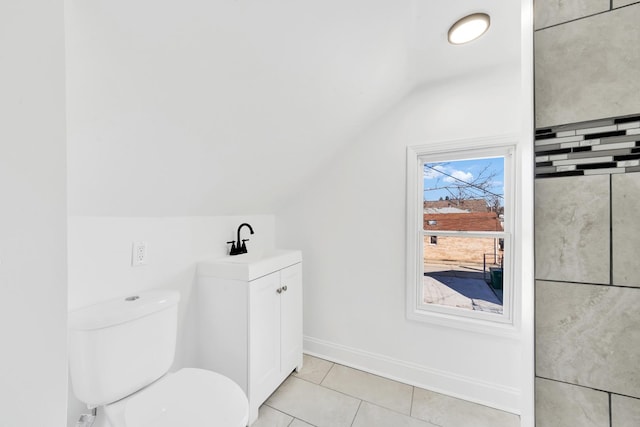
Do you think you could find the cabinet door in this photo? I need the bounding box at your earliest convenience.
[249,271,281,407]
[280,263,303,375]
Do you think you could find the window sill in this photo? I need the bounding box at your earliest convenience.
[407,305,520,339]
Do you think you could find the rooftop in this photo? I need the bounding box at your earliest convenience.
[424,211,503,232]
[423,198,489,213]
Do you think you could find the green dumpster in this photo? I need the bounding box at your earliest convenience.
[490,268,503,290]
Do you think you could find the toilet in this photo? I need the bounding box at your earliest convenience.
[68,290,249,427]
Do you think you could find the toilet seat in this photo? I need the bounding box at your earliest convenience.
[123,368,249,427]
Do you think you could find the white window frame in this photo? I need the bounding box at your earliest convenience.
[406,136,519,336]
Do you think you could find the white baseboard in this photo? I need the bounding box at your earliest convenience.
[303,335,520,415]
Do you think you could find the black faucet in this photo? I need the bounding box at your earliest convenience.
[227,223,254,255]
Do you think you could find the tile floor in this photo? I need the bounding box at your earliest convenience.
[252,354,520,427]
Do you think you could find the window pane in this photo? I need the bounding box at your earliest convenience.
[422,235,504,315]
[423,157,505,232]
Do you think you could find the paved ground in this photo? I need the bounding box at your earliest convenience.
[423,263,503,314]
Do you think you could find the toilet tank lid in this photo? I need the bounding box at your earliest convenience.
[69,290,180,331]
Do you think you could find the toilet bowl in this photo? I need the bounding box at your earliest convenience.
[104,368,248,427]
[68,291,248,427]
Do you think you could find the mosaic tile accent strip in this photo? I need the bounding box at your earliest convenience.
[535,114,640,178]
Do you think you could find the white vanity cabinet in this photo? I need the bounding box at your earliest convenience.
[196,251,302,426]
[248,264,302,412]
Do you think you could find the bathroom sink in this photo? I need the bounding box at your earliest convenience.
[197,249,301,281]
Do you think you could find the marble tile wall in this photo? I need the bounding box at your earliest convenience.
[611,395,640,426]
[614,0,639,7]
[535,3,640,128]
[612,173,640,287]
[535,170,640,425]
[535,378,609,427]
[535,2,640,425]
[534,0,609,30]
[536,281,640,397]
[534,175,610,284]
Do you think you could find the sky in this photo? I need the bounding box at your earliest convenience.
[423,157,504,204]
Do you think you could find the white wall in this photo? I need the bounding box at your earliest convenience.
[276,64,528,413]
[66,215,275,425]
[65,0,412,217]
[0,1,68,426]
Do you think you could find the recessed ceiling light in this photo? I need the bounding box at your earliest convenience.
[448,13,490,45]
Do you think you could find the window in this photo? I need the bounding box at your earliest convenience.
[406,140,516,331]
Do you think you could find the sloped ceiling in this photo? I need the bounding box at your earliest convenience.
[66,0,521,216]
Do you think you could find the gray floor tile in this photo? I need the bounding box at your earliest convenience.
[261,355,520,427]
[265,376,360,427]
[321,364,413,414]
[352,402,437,427]
[252,405,293,427]
[289,419,315,427]
[293,354,334,384]
[411,387,519,427]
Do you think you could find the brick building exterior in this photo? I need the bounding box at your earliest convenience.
[423,210,503,265]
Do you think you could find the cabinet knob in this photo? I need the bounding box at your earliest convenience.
[276,287,282,294]
[282,285,288,292]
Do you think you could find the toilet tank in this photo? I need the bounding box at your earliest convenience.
[68,290,180,408]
